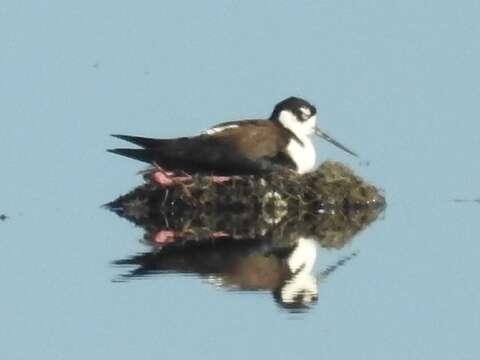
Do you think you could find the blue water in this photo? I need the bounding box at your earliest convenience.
[1,1,479,359]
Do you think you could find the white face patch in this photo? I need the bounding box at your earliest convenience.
[204,124,239,135]
[278,110,316,137]
[303,115,316,135]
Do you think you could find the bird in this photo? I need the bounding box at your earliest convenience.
[109,97,357,178]
[114,234,320,310]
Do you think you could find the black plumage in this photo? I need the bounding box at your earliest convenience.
[109,120,297,175]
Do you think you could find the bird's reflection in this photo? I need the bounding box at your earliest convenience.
[111,206,383,312]
[116,237,323,310]
[108,161,385,312]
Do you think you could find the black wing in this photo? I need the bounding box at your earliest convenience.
[109,124,295,175]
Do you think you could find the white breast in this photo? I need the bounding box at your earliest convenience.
[285,136,316,174]
[287,237,317,274]
[281,237,318,305]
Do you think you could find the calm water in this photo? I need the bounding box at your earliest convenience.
[1,1,480,359]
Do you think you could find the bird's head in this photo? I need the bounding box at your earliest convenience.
[270,96,318,136]
[271,96,358,157]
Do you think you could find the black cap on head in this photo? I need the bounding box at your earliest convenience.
[270,96,317,121]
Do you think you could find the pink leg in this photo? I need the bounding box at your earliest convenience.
[150,166,230,187]
[153,230,179,245]
[151,169,193,187]
[210,231,229,238]
[152,230,228,244]
[210,176,231,183]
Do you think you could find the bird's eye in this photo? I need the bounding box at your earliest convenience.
[299,107,311,121]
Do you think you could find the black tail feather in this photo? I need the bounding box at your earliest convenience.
[108,148,155,163]
[111,134,159,148]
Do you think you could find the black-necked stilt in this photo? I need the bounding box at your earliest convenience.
[109,97,357,181]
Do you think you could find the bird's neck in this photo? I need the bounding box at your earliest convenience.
[280,237,318,303]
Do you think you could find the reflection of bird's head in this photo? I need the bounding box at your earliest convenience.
[273,274,319,311]
[273,237,319,311]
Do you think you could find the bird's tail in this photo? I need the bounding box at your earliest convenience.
[111,134,159,148]
[107,148,156,163]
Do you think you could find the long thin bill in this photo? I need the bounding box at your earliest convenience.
[315,127,358,158]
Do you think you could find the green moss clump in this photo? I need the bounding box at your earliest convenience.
[107,161,385,248]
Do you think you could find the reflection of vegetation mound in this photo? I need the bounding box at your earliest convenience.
[135,206,384,250]
[107,161,385,249]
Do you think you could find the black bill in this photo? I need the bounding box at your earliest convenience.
[315,127,358,158]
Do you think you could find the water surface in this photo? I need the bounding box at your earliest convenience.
[1,1,479,359]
